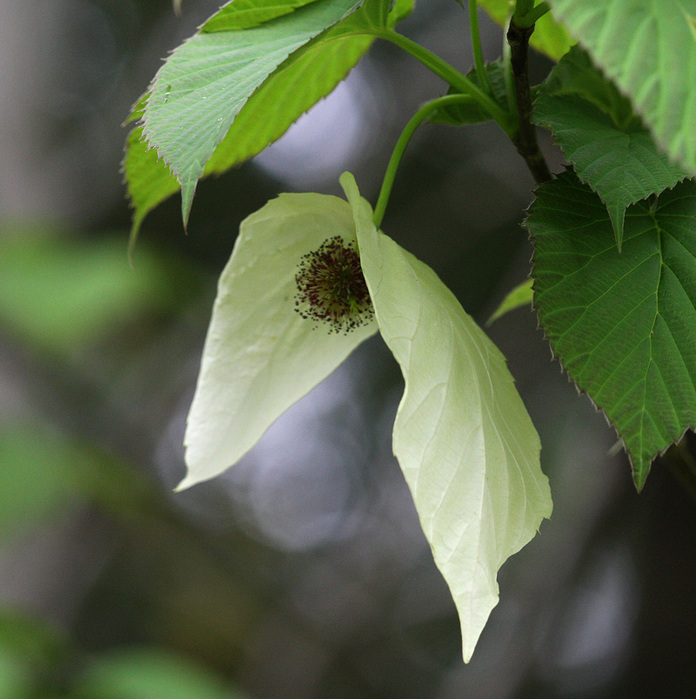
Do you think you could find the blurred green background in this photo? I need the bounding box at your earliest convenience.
[1,1,696,697]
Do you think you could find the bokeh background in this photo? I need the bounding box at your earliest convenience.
[1,1,696,697]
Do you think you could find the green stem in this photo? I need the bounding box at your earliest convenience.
[469,0,492,95]
[515,2,550,27]
[513,0,535,18]
[373,94,474,228]
[373,29,515,136]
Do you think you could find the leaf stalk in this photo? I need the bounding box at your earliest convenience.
[374,29,515,137]
[373,94,475,228]
[468,0,492,96]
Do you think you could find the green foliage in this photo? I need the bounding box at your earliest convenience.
[124,125,180,247]
[0,429,85,532]
[0,611,67,699]
[0,227,179,353]
[0,612,245,699]
[487,277,533,325]
[202,23,372,180]
[123,0,696,666]
[140,0,361,223]
[529,172,696,489]
[546,0,696,177]
[124,0,411,238]
[202,0,323,32]
[75,648,245,699]
[430,60,510,126]
[535,46,688,247]
[389,0,416,24]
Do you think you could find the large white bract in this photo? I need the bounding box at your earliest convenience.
[182,172,552,662]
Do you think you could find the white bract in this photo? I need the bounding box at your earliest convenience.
[181,192,377,489]
[182,172,552,661]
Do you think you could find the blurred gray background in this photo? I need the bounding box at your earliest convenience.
[1,1,695,697]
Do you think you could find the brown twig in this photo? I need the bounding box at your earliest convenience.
[507,20,552,185]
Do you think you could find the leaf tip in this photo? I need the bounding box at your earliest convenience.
[173,474,196,493]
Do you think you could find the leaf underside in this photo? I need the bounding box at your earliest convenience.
[529,171,696,489]
[140,0,361,223]
[124,0,396,239]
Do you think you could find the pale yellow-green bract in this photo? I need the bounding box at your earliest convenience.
[182,173,552,662]
[341,172,552,662]
[486,277,534,326]
[180,193,377,490]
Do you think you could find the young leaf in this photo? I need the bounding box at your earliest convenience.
[528,171,696,490]
[429,60,509,126]
[389,0,416,24]
[478,0,574,61]
[125,0,393,238]
[342,172,552,663]
[546,0,696,177]
[141,0,361,224]
[486,277,533,326]
[534,46,688,248]
[181,193,377,490]
[202,0,323,32]
[204,26,372,173]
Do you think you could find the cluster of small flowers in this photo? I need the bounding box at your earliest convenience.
[294,235,374,333]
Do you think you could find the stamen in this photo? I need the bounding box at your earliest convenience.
[294,236,374,333]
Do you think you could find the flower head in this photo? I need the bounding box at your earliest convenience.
[181,173,551,665]
[294,235,373,333]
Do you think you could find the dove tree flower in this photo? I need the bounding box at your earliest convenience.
[181,172,552,662]
[125,0,696,670]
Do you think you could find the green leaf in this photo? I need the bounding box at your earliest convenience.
[0,226,178,353]
[478,0,574,61]
[76,648,245,699]
[342,172,552,663]
[0,429,81,532]
[546,0,696,176]
[125,1,380,238]
[205,22,373,173]
[202,0,322,32]
[141,0,361,224]
[389,0,416,24]
[0,610,67,698]
[429,60,509,126]
[181,192,377,490]
[0,425,161,529]
[534,46,688,248]
[124,125,180,247]
[528,171,696,489]
[486,277,533,325]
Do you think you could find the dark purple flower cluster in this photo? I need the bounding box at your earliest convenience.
[294,236,373,333]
